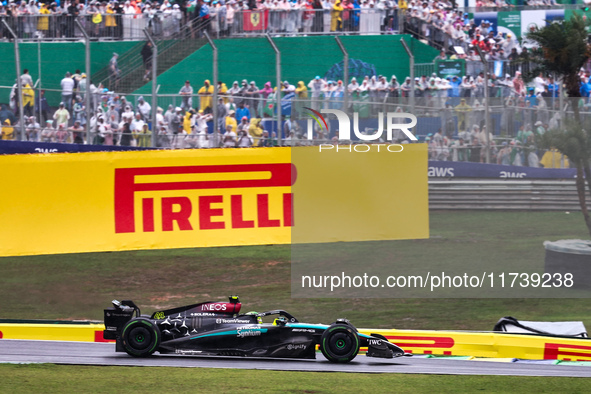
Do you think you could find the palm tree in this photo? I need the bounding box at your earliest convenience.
[527,14,591,237]
[538,120,591,236]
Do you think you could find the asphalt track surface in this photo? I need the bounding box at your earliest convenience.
[1,340,591,377]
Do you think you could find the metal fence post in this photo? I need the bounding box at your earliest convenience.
[75,18,92,144]
[559,74,564,129]
[204,31,218,136]
[144,29,158,148]
[3,20,25,141]
[266,34,281,146]
[335,36,349,114]
[37,40,42,126]
[475,45,491,164]
[400,38,414,115]
[551,72,556,114]
[484,66,491,164]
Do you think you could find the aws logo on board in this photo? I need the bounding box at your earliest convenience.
[499,171,526,178]
[114,163,296,234]
[428,167,455,177]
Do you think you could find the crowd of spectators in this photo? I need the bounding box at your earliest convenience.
[403,1,560,66]
[2,72,347,147]
[406,67,570,167]
[0,77,576,169]
[424,117,552,167]
[398,0,581,168]
[0,65,571,163]
[0,0,582,169]
[0,0,404,40]
[0,0,570,42]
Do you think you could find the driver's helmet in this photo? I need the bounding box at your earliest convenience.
[245,311,263,324]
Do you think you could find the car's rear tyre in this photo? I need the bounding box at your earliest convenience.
[121,318,161,357]
[320,323,359,363]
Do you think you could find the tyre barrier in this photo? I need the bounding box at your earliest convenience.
[2,322,591,361]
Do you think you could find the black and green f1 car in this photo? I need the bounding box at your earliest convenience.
[104,296,407,363]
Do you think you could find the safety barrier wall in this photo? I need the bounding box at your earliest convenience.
[0,140,151,154]
[427,160,575,179]
[3,322,591,361]
[0,323,107,343]
[429,179,591,211]
[361,329,591,361]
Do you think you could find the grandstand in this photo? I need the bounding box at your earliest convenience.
[0,1,588,171]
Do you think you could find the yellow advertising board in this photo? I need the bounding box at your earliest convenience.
[360,329,591,361]
[0,323,107,343]
[0,145,427,256]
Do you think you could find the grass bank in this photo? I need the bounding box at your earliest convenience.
[1,364,589,393]
[0,211,588,330]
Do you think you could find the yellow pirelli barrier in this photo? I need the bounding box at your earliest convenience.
[3,323,591,361]
[0,145,428,256]
[359,329,591,361]
[0,323,108,343]
[0,148,292,256]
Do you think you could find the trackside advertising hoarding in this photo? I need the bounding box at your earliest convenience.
[0,146,428,256]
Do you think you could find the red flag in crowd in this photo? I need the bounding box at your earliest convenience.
[243,10,269,31]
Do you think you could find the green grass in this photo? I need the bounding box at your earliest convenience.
[0,211,589,330]
[1,364,590,393]
[1,211,590,391]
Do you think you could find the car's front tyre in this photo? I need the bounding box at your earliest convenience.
[320,323,360,363]
[121,318,161,357]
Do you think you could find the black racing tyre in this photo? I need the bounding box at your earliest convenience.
[320,323,360,363]
[121,318,161,357]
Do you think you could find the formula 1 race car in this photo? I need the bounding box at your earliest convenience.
[103,296,407,363]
